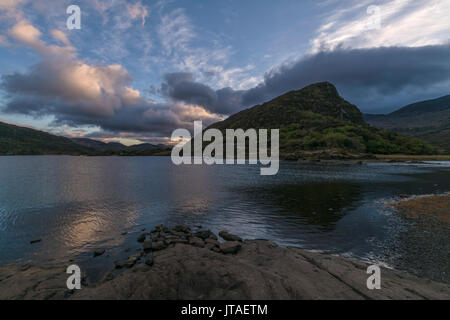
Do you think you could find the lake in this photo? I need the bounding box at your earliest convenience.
[0,156,449,283]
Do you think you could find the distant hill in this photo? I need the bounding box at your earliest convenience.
[71,138,127,151]
[0,121,170,156]
[71,138,168,154]
[365,95,450,150]
[0,121,92,155]
[208,82,438,159]
[127,143,166,151]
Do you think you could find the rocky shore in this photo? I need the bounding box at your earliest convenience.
[0,225,449,300]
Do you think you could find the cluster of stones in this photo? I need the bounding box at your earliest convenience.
[114,225,243,269]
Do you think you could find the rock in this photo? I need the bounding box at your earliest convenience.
[125,253,141,268]
[220,241,242,254]
[137,233,147,243]
[208,233,218,240]
[189,237,205,248]
[114,260,125,269]
[143,240,152,252]
[170,238,189,244]
[145,255,153,267]
[171,231,188,238]
[93,249,105,257]
[2,240,450,300]
[211,246,222,253]
[194,229,215,240]
[400,194,409,199]
[152,225,168,233]
[152,241,167,251]
[30,239,42,244]
[164,236,181,244]
[171,225,191,233]
[121,232,128,235]
[205,238,220,247]
[219,231,242,242]
[105,273,114,281]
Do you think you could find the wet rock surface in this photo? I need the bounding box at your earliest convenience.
[219,231,242,242]
[0,225,449,300]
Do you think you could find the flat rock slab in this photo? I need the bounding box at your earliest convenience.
[0,240,448,300]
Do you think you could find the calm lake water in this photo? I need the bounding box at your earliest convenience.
[0,156,449,283]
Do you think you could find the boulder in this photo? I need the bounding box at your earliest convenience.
[152,241,167,251]
[145,255,153,267]
[137,233,147,243]
[220,241,242,254]
[93,249,105,257]
[171,225,191,233]
[171,238,189,244]
[143,240,152,252]
[189,237,205,248]
[125,253,141,268]
[194,229,215,240]
[205,238,220,247]
[219,231,242,242]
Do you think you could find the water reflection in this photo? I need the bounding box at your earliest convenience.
[244,183,362,230]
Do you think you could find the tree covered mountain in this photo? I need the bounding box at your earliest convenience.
[208,82,439,159]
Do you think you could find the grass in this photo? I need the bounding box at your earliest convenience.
[392,194,450,224]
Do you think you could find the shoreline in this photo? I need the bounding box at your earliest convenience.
[2,153,450,161]
[0,225,448,300]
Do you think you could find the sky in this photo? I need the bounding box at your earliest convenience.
[0,0,449,145]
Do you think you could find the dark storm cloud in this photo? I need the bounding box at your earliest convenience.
[240,44,450,111]
[159,72,244,115]
[157,44,450,114]
[1,63,220,136]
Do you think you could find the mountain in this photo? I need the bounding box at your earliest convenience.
[0,121,171,156]
[208,82,438,159]
[365,95,450,150]
[127,143,164,151]
[0,121,92,155]
[71,138,127,151]
[71,138,167,153]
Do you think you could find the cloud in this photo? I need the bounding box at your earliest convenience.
[0,34,8,46]
[50,29,70,46]
[157,44,450,114]
[127,1,149,26]
[8,20,76,57]
[0,0,27,20]
[311,0,450,52]
[157,8,195,55]
[240,44,450,111]
[157,72,244,115]
[1,21,220,137]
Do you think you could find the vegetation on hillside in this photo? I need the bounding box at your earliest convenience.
[209,82,439,159]
[0,121,170,156]
[365,95,450,151]
[0,121,91,155]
